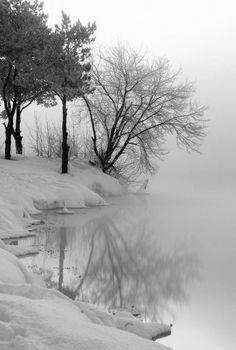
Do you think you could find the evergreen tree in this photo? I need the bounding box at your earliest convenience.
[0,0,51,158]
[45,12,96,173]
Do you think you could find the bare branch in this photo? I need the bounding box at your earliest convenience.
[79,43,207,179]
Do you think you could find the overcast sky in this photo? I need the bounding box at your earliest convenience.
[21,0,236,190]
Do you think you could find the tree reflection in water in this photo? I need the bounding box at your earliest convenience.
[39,196,200,320]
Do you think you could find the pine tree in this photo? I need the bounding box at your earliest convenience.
[44,12,96,173]
[0,0,51,158]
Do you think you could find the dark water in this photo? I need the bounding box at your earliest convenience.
[20,190,236,350]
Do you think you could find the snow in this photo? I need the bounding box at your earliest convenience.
[0,278,171,350]
[69,158,123,196]
[0,156,122,239]
[0,249,37,285]
[0,156,172,350]
[78,304,172,341]
[0,250,171,350]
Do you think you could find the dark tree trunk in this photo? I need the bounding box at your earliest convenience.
[13,106,23,154]
[5,114,14,160]
[2,65,17,160]
[61,95,70,174]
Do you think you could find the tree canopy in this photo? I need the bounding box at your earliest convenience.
[44,12,96,173]
[0,0,51,158]
[81,44,207,180]
[0,2,207,181]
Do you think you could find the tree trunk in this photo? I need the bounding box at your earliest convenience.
[5,114,14,160]
[61,95,70,174]
[13,106,23,154]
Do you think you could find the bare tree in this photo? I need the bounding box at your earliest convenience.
[81,44,207,180]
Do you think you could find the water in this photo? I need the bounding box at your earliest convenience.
[147,188,236,350]
[20,188,236,350]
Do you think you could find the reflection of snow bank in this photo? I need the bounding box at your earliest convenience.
[0,250,171,350]
[0,156,123,239]
[0,239,38,257]
[56,206,75,215]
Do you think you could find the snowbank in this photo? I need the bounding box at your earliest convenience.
[0,156,173,350]
[77,302,172,341]
[70,157,123,197]
[0,283,171,350]
[0,156,123,239]
[0,250,172,350]
[0,248,39,285]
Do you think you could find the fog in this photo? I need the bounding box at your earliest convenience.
[12,0,235,193]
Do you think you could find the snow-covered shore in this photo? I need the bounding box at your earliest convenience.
[0,277,171,350]
[0,249,172,349]
[0,156,172,350]
[0,156,123,240]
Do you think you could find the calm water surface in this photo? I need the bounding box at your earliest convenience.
[21,187,236,350]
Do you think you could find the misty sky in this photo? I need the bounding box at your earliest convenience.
[17,0,236,190]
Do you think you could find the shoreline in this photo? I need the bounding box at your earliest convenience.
[0,156,172,349]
